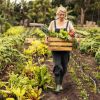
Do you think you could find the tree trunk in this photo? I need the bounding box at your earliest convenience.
[80,8,85,26]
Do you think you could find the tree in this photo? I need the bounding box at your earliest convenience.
[52,0,66,7]
[91,0,100,21]
[27,0,55,23]
[74,0,92,26]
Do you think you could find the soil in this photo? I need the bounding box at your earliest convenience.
[0,50,100,100]
[42,50,100,100]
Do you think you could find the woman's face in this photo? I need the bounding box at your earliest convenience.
[58,11,66,20]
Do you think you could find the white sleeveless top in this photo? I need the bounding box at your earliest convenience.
[48,20,74,33]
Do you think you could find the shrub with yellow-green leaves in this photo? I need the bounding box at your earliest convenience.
[79,33,100,64]
[0,72,43,100]
[4,26,26,36]
[24,40,50,64]
[0,27,31,72]
[32,28,45,39]
[0,61,53,100]
[23,60,53,89]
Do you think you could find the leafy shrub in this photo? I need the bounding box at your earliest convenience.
[4,26,26,36]
[95,48,100,64]
[0,27,31,71]
[76,29,90,36]
[79,38,93,53]
[0,72,43,100]
[23,60,53,90]
[32,28,45,38]
[24,40,50,65]
[97,20,100,26]
[79,34,100,54]
[4,22,12,31]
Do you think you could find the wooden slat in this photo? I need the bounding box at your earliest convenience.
[47,37,73,51]
[48,47,72,51]
[48,37,73,42]
[49,42,73,47]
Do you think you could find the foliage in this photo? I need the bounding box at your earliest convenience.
[86,27,100,34]
[27,0,55,23]
[79,31,100,64]
[23,60,53,90]
[95,48,100,64]
[0,27,30,71]
[76,29,90,36]
[52,0,66,7]
[24,40,50,65]
[4,26,26,36]
[42,25,72,41]
[0,0,100,26]
[32,65,52,89]
[0,61,52,99]
[0,72,43,100]
[32,28,45,39]
[24,40,48,56]
[76,27,100,36]
[97,20,100,26]
[0,43,26,71]
[26,87,43,100]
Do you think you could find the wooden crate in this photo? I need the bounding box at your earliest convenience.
[48,37,73,51]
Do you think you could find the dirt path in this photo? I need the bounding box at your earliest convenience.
[42,50,100,100]
[42,59,79,100]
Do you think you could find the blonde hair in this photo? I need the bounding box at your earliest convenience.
[56,5,67,15]
[55,5,67,19]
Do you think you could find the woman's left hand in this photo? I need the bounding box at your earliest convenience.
[69,31,75,37]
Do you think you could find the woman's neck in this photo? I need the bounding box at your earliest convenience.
[58,18,64,22]
[56,19,66,28]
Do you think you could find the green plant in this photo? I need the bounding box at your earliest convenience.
[32,28,45,39]
[23,61,53,90]
[76,29,90,36]
[95,48,100,64]
[26,87,42,100]
[4,26,26,36]
[24,40,50,65]
[11,87,26,100]
[0,27,32,72]
[0,72,43,100]
[97,20,100,26]
[79,34,100,58]
[42,25,72,41]
[33,65,52,89]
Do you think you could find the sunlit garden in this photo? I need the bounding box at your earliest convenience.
[0,0,100,100]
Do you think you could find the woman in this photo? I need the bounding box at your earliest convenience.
[46,6,75,92]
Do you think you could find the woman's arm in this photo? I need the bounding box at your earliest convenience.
[68,21,75,37]
[45,21,54,44]
[48,21,54,31]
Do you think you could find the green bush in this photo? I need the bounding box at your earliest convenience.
[95,48,100,64]
[97,20,100,26]
[4,26,26,36]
